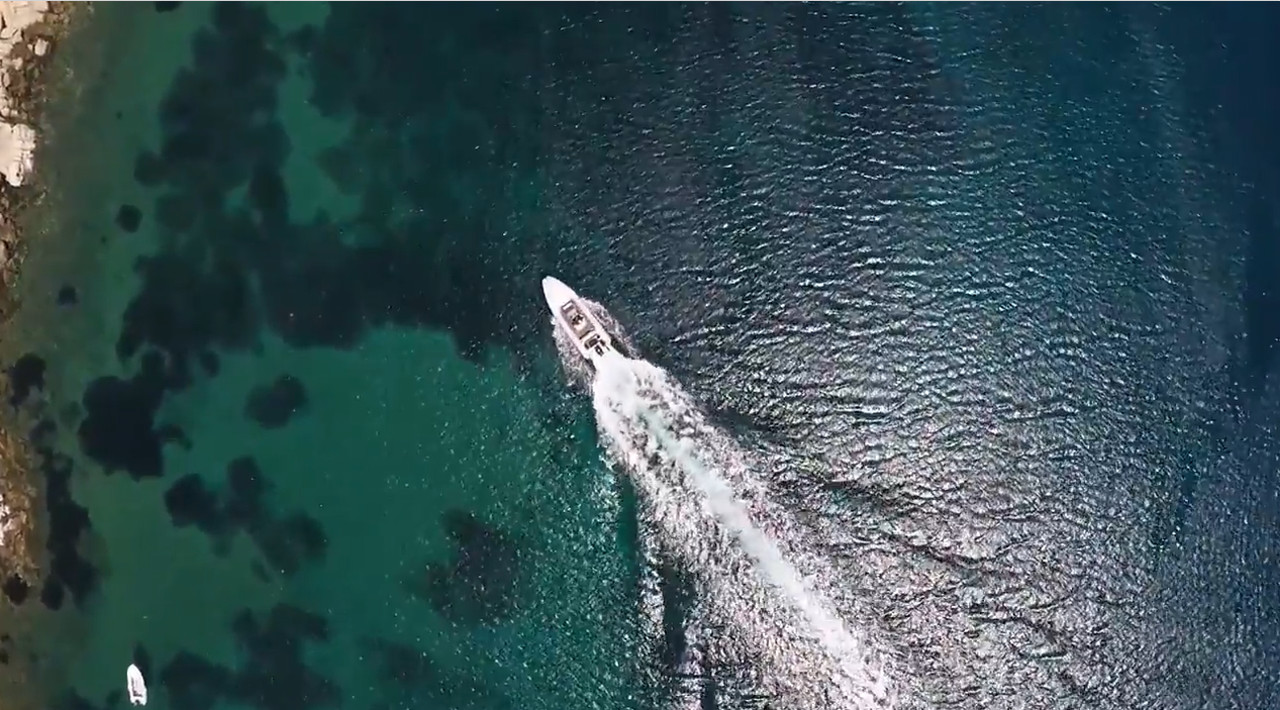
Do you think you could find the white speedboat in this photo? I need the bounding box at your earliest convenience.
[541,276,617,367]
[126,663,147,706]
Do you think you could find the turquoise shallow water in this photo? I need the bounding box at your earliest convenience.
[4,3,1280,710]
[5,3,650,709]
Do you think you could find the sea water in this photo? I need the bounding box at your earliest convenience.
[2,3,1279,710]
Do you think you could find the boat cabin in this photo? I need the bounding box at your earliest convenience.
[560,302,593,339]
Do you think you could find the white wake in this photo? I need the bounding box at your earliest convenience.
[587,349,894,709]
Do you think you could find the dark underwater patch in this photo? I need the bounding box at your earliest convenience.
[247,163,288,226]
[161,603,339,710]
[133,151,165,186]
[244,374,308,429]
[78,351,186,479]
[57,284,78,306]
[164,474,221,534]
[284,24,316,57]
[405,509,522,625]
[117,251,260,388]
[163,456,327,577]
[154,193,198,232]
[6,352,45,408]
[2,574,30,606]
[40,577,65,610]
[115,204,142,233]
[154,1,182,12]
[31,419,98,607]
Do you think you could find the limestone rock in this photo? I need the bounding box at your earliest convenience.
[0,121,36,187]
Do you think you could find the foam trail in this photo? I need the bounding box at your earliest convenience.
[589,350,894,709]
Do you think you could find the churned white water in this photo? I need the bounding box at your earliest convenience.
[576,341,894,709]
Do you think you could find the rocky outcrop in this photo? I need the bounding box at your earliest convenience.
[0,0,75,596]
[0,2,63,187]
[0,2,73,299]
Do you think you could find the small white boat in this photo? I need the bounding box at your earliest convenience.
[541,276,618,368]
[126,663,147,706]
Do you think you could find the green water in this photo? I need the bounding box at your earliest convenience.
[5,3,653,708]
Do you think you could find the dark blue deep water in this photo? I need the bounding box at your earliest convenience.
[2,3,1280,710]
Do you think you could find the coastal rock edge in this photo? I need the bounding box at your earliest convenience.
[1,0,77,588]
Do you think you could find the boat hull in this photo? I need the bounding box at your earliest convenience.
[541,276,618,368]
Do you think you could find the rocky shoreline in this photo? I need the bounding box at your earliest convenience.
[1,1,77,597]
